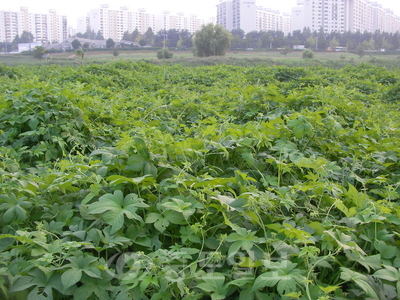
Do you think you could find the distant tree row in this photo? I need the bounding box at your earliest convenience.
[230,27,400,51]
[74,26,399,52]
[121,28,192,48]
[75,29,104,40]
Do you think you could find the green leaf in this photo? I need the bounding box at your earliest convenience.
[61,268,82,290]
[87,190,149,233]
[197,272,229,300]
[340,267,378,299]
[228,241,243,258]
[252,260,304,295]
[161,197,195,220]
[9,276,35,292]
[319,285,340,294]
[287,116,313,139]
[373,266,400,282]
[373,240,396,259]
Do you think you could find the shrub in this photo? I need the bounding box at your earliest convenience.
[302,49,314,59]
[157,48,173,59]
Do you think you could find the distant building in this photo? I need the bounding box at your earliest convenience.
[256,8,291,34]
[0,7,67,43]
[77,16,90,34]
[217,0,291,34]
[292,0,400,34]
[18,42,42,52]
[155,11,204,33]
[82,5,205,41]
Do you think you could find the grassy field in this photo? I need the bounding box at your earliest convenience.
[1,49,400,67]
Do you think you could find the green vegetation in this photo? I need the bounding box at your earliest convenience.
[0,61,399,300]
[2,49,400,69]
[157,48,174,59]
[302,49,314,59]
[193,24,232,57]
[32,46,48,61]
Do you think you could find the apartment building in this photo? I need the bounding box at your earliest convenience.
[155,11,204,33]
[217,0,291,33]
[0,7,67,43]
[217,0,233,30]
[86,5,204,41]
[0,11,18,42]
[292,0,400,34]
[256,8,291,35]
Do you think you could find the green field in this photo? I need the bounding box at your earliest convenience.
[1,49,400,68]
[0,60,399,300]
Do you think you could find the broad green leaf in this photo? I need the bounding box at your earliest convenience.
[373,240,397,259]
[340,267,378,299]
[161,197,195,220]
[373,266,400,282]
[88,190,148,233]
[287,117,313,139]
[253,260,304,295]
[61,268,82,290]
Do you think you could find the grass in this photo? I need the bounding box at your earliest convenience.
[1,49,400,68]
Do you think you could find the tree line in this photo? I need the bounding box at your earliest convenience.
[2,25,399,55]
[231,28,400,51]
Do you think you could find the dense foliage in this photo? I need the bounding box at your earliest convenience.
[230,28,400,51]
[0,61,399,300]
[193,24,232,57]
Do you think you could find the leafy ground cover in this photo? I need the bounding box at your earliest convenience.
[0,61,399,300]
[1,50,400,68]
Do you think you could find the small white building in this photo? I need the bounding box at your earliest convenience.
[18,42,42,52]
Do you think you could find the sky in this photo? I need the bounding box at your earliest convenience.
[1,0,400,29]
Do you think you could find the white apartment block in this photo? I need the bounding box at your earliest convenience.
[217,0,290,34]
[0,7,67,43]
[292,0,400,34]
[86,5,204,41]
[155,11,204,33]
[0,11,18,42]
[77,16,90,34]
[256,8,291,35]
[292,0,347,33]
[217,0,234,30]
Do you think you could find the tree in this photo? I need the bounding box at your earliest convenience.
[280,47,291,58]
[71,39,81,50]
[112,49,120,57]
[193,23,232,57]
[20,31,34,43]
[32,46,47,60]
[157,48,173,59]
[75,46,86,65]
[362,38,375,50]
[144,27,155,45]
[122,31,131,41]
[181,30,193,48]
[139,38,147,47]
[95,30,104,40]
[106,38,115,49]
[356,44,365,58]
[131,29,140,42]
[231,29,245,39]
[305,36,316,49]
[302,49,314,59]
[392,32,400,49]
[330,36,339,49]
[12,34,20,45]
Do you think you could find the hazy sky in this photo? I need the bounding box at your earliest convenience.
[2,0,400,28]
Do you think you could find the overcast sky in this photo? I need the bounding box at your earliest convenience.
[2,0,400,28]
